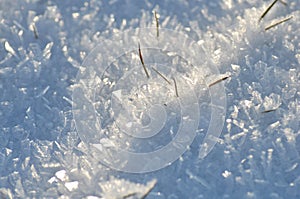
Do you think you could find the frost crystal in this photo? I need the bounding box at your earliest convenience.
[0,0,300,198]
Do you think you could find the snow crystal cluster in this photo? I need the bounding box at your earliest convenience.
[0,0,299,198]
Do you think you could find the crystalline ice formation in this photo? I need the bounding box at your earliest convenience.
[73,27,228,172]
[99,177,157,199]
[0,0,300,198]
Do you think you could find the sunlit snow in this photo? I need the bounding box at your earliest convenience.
[0,0,299,198]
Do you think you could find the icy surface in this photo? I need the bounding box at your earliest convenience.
[0,0,300,198]
[73,27,226,173]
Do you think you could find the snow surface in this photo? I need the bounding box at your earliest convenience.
[0,0,300,198]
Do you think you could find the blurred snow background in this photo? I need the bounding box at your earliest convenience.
[0,0,300,198]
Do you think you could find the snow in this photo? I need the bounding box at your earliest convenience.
[0,0,300,198]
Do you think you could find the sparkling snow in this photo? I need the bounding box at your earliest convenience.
[0,0,300,198]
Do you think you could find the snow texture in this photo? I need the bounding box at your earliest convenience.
[0,0,300,198]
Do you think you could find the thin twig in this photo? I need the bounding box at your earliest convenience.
[172,77,179,97]
[259,0,279,22]
[151,67,171,84]
[208,76,230,87]
[32,24,39,39]
[154,11,159,38]
[261,109,277,113]
[279,0,288,6]
[265,15,293,31]
[138,42,150,78]
[122,192,137,199]
[140,182,157,199]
